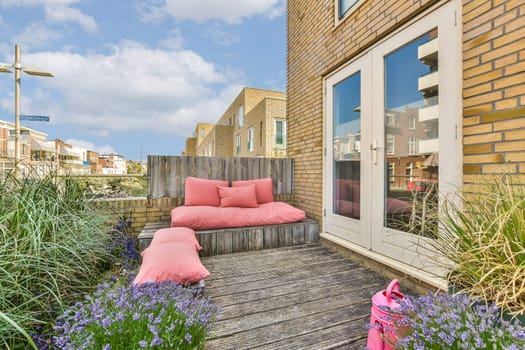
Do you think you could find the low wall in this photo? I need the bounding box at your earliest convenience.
[93,194,295,236]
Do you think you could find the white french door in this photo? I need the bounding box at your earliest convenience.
[324,1,460,271]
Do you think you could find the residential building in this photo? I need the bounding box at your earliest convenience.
[183,137,197,156]
[54,139,90,175]
[287,0,525,288]
[87,151,101,174]
[0,120,56,176]
[197,87,287,158]
[99,153,127,175]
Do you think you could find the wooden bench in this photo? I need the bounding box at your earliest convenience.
[138,219,320,257]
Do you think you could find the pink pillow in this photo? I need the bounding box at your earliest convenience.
[184,177,228,206]
[232,178,274,204]
[217,185,258,208]
[150,227,202,251]
[133,242,210,285]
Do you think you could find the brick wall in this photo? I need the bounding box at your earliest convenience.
[462,0,525,188]
[265,97,287,158]
[287,0,437,221]
[93,197,180,236]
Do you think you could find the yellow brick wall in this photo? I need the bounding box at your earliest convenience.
[199,125,234,157]
[462,0,525,183]
[92,197,180,236]
[265,97,287,158]
[287,0,438,221]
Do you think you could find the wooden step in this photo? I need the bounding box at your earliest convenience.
[138,219,319,257]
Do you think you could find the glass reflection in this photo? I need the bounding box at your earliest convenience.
[383,29,439,237]
[333,71,361,220]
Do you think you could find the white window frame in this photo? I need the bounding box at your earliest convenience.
[335,0,366,26]
[408,136,418,155]
[236,133,241,155]
[409,116,416,130]
[274,120,286,148]
[238,105,244,128]
[247,127,254,152]
[385,134,395,155]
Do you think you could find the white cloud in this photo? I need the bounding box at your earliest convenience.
[22,41,246,139]
[139,0,285,24]
[202,24,239,47]
[45,5,98,33]
[0,0,97,33]
[65,138,115,154]
[159,29,184,50]
[13,22,63,50]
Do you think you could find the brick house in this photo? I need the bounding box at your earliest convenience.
[287,0,524,288]
[195,87,287,158]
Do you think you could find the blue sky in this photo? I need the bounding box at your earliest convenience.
[0,0,286,160]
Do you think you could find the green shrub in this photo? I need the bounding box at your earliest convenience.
[0,172,114,348]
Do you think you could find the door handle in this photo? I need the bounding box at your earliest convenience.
[371,140,381,165]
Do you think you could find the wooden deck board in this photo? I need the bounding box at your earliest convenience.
[202,244,395,350]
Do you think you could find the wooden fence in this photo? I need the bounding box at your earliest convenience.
[147,156,294,199]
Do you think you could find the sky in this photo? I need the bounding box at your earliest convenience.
[0,0,287,161]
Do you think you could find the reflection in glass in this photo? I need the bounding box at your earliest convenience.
[383,29,439,237]
[333,72,361,219]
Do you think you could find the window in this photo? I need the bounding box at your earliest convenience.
[405,162,414,185]
[247,127,254,152]
[336,0,365,21]
[259,121,263,146]
[408,136,418,155]
[238,105,244,128]
[385,134,395,155]
[236,134,241,155]
[409,116,416,130]
[275,120,286,147]
[200,128,205,139]
[388,162,395,183]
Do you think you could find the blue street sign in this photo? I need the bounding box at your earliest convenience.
[20,115,50,122]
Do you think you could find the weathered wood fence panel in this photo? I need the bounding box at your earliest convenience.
[148,156,294,199]
[137,219,320,255]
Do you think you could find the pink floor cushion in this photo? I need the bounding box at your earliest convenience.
[133,242,210,285]
[150,227,202,251]
[170,201,306,230]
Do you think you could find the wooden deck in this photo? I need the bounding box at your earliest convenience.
[202,244,394,350]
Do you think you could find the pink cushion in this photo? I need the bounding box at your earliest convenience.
[218,185,258,208]
[133,242,210,285]
[184,177,228,206]
[232,178,274,204]
[150,227,202,251]
[171,201,306,230]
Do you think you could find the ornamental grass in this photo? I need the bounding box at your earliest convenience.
[0,172,114,348]
[434,176,525,316]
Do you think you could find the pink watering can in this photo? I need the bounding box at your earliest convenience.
[366,279,408,350]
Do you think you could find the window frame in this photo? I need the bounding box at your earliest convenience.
[238,105,244,128]
[247,127,254,152]
[274,119,286,148]
[235,133,241,155]
[335,0,366,26]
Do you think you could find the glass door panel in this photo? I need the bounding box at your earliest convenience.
[333,72,361,220]
[383,29,439,238]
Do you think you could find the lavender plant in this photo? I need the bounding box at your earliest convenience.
[54,280,217,349]
[395,293,525,350]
